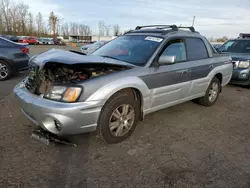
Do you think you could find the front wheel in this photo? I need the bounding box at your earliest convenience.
[0,60,12,81]
[198,77,221,106]
[97,91,140,144]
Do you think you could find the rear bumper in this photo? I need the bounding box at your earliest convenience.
[13,82,104,135]
[230,68,250,85]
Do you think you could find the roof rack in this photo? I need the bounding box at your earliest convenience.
[134,25,196,32]
[239,33,250,38]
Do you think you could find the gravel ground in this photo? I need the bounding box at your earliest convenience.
[1,46,250,188]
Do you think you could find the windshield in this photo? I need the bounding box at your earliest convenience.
[92,35,163,66]
[219,40,250,53]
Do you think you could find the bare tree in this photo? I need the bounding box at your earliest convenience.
[61,22,69,38]
[43,21,48,36]
[0,14,3,34]
[27,12,34,35]
[79,24,91,36]
[18,2,29,35]
[98,21,105,36]
[56,18,62,36]
[48,11,59,37]
[9,2,20,35]
[36,12,43,37]
[113,24,120,36]
[0,0,12,33]
[70,22,79,35]
[105,24,111,36]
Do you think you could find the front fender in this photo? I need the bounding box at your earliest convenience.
[85,76,151,110]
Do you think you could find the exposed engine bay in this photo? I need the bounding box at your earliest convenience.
[25,62,129,95]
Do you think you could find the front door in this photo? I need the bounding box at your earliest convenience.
[143,38,191,111]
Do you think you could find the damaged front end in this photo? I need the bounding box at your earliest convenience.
[25,61,130,101]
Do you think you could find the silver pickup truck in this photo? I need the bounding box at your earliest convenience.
[14,25,233,143]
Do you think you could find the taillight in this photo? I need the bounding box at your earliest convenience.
[20,47,29,53]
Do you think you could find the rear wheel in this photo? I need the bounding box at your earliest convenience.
[198,77,221,106]
[97,91,140,144]
[0,60,11,81]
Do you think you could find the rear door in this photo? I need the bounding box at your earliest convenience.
[146,38,191,109]
[184,37,212,96]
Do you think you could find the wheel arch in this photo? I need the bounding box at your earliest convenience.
[214,73,223,92]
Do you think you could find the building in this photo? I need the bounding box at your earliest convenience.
[68,35,115,42]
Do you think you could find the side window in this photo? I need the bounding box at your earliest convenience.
[185,38,208,60]
[160,39,186,63]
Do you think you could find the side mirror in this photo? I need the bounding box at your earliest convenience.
[158,55,176,65]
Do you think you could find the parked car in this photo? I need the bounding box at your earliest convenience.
[53,38,66,45]
[217,33,250,86]
[42,38,54,45]
[0,37,30,80]
[18,37,38,45]
[80,40,107,54]
[212,43,222,51]
[14,25,232,143]
[37,38,45,44]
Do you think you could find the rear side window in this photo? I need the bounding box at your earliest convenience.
[185,38,208,60]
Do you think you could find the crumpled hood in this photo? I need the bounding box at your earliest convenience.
[29,48,136,68]
[227,52,250,61]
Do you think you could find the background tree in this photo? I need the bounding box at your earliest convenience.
[36,12,43,37]
[0,14,3,34]
[98,21,105,36]
[9,2,20,35]
[0,0,12,33]
[18,2,29,35]
[48,11,59,37]
[27,12,34,35]
[113,24,120,36]
[79,24,91,36]
[105,24,111,36]
[70,22,79,35]
[61,22,69,38]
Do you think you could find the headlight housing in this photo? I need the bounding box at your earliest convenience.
[238,61,250,68]
[44,86,82,102]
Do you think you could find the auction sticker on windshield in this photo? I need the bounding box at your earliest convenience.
[145,36,163,43]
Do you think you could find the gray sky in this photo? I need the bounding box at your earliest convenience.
[15,0,250,37]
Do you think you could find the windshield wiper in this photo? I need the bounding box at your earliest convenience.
[100,55,119,61]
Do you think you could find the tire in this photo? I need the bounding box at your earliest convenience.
[97,91,140,144]
[0,60,12,81]
[198,77,221,106]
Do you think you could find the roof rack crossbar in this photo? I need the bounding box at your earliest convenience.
[135,25,196,32]
[135,25,178,30]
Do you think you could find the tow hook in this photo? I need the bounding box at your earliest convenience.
[31,128,77,147]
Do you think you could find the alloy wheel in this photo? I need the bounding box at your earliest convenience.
[0,63,9,79]
[208,82,219,102]
[109,104,135,137]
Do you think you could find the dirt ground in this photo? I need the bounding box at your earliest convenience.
[0,45,250,188]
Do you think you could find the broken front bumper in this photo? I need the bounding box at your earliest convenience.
[13,82,103,135]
